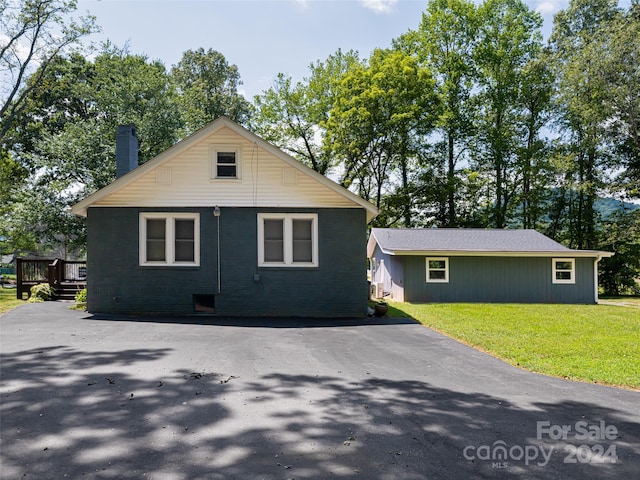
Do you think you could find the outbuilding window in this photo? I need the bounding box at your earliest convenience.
[258,213,318,267]
[426,257,449,283]
[140,213,200,266]
[552,258,575,284]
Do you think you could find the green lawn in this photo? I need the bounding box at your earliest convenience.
[0,287,24,315]
[388,302,640,390]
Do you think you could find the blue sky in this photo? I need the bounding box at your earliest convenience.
[79,0,566,99]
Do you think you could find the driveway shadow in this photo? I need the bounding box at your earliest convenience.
[82,312,418,328]
[1,345,638,479]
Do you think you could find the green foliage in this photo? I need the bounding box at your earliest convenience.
[171,48,251,134]
[395,0,479,227]
[597,3,640,197]
[547,0,623,249]
[473,0,545,228]
[252,72,334,174]
[251,49,361,175]
[29,283,54,303]
[3,46,182,254]
[0,150,27,207]
[598,209,640,295]
[75,288,87,303]
[2,42,253,256]
[325,48,440,225]
[0,0,99,142]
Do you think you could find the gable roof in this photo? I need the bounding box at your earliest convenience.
[367,228,613,258]
[72,117,378,221]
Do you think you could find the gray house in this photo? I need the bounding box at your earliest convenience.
[72,118,378,316]
[367,228,613,304]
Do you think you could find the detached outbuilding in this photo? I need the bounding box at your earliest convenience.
[72,117,378,316]
[367,228,613,304]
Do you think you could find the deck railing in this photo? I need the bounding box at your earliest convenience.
[16,258,87,299]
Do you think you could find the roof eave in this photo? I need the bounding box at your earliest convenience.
[381,249,614,258]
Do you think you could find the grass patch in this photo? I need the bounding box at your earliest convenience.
[0,287,24,315]
[388,302,640,390]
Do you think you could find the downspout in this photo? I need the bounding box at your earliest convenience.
[594,254,602,304]
[214,206,221,294]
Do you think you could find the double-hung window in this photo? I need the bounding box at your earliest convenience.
[258,213,318,267]
[211,147,240,179]
[140,213,200,266]
[552,258,575,284]
[426,257,449,283]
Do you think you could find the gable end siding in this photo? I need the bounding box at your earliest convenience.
[402,256,596,304]
[90,127,363,211]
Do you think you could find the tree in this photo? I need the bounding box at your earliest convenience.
[251,49,361,175]
[473,0,545,228]
[171,48,250,134]
[252,73,332,174]
[2,47,183,255]
[0,0,98,142]
[549,0,621,248]
[515,54,554,229]
[598,2,640,198]
[325,48,439,226]
[9,46,182,182]
[93,46,183,165]
[598,209,640,295]
[395,0,478,227]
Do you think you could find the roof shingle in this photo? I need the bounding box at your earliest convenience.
[371,228,573,253]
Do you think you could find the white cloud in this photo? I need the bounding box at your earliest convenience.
[360,0,399,14]
[534,0,563,14]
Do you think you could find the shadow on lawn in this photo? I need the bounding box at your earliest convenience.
[1,345,639,479]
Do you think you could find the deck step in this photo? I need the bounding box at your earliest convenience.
[56,293,78,301]
[54,283,86,301]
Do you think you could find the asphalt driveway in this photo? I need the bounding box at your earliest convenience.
[1,302,638,479]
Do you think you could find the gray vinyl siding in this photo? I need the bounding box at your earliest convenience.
[371,245,404,300]
[87,207,368,317]
[402,256,596,304]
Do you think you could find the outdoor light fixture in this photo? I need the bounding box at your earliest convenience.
[213,206,221,217]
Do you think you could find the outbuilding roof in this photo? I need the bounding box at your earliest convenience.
[367,228,613,258]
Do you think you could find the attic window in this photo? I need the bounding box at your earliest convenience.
[211,147,240,179]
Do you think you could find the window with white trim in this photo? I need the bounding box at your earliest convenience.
[139,213,200,266]
[552,258,575,284]
[426,257,449,283]
[211,147,240,179]
[258,213,318,267]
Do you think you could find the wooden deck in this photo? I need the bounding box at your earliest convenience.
[16,258,87,300]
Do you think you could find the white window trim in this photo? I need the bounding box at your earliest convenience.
[139,212,200,267]
[257,213,318,267]
[210,146,241,180]
[552,258,575,284]
[426,257,449,283]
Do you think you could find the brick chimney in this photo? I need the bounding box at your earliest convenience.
[116,125,139,178]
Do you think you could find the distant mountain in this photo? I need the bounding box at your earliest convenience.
[595,197,640,219]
